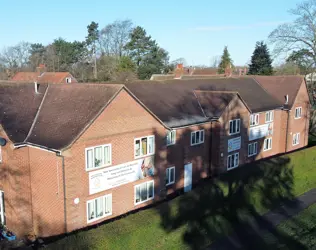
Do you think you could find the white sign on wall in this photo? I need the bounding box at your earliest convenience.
[249,123,273,141]
[228,136,241,152]
[89,156,154,195]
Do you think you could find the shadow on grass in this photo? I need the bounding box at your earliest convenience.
[156,156,308,250]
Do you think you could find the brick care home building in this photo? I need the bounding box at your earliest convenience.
[0,76,310,237]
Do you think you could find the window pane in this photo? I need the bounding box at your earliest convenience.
[94,147,102,168]
[141,183,147,201]
[135,140,140,157]
[88,201,94,220]
[192,133,196,144]
[166,168,169,184]
[86,149,93,169]
[171,168,175,183]
[135,186,140,203]
[200,130,204,142]
[148,136,154,154]
[104,146,110,165]
[237,120,240,132]
[171,131,176,143]
[229,121,233,134]
[254,143,257,154]
[141,138,147,155]
[96,197,103,217]
[166,132,171,145]
[105,195,112,214]
[148,182,154,198]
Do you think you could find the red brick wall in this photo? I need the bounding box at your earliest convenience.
[0,129,33,237]
[62,89,167,233]
[286,82,310,152]
[28,147,64,237]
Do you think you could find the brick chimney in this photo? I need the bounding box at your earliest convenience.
[36,64,47,75]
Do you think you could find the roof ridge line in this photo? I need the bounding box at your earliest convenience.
[24,84,50,143]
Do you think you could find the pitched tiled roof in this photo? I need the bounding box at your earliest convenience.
[0,83,122,149]
[0,82,48,142]
[37,72,73,84]
[126,77,283,127]
[253,76,304,108]
[11,72,39,81]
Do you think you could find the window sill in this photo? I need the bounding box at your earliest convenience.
[191,142,204,146]
[227,165,239,171]
[248,154,257,157]
[166,143,176,147]
[86,163,112,172]
[229,132,240,136]
[263,148,272,152]
[166,181,175,186]
[265,121,273,123]
[294,117,302,120]
[134,197,154,206]
[134,153,155,160]
[87,212,112,224]
[292,143,299,146]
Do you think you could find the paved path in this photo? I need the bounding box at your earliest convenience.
[208,188,316,250]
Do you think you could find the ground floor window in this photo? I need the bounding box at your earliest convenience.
[263,138,272,151]
[227,152,239,170]
[135,180,154,205]
[87,194,112,223]
[248,142,258,157]
[166,167,175,186]
[293,133,300,146]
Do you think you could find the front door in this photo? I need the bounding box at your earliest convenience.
[184,163,192,192]
[0,191,5,225]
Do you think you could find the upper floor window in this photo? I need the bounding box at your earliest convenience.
[227,152,239,170]
[293,133,300,146]
[87,194,112,223]
[229,119,240,135]
[263,138,272,151]
[166,167,175,186]
[191,130,204,146]
[66,77,72,83]
[248,142,258,157]
[250,114,259,126]
[135,180,154,205]
[166,130,176,146]
[295,107,302,119]
[86,144,111,171]
[135,135,155,158]
[265,111,274,123]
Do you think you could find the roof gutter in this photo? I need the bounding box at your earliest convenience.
[14,142,61,154]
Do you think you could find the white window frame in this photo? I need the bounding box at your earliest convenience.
[229,119,241,135]
[85,144,112,171]
[249,114,259,127]
[293,133,300,146]
[190,130,205,146]
[166,130,176,146]
[134,180,154,205]
[263,138,272,151]
[227,152,239,170]
[248,142,258,157]
[66,77,72,83]
[86,194,112,223]
[134,135,155,159]
[295,107,302,119]
[166,167,175,186]
[265,111,274,123]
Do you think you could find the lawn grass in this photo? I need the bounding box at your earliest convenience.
[46,147,316,250]
[260,203,316,250]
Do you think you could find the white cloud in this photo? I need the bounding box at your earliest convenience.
[194,21,288,32]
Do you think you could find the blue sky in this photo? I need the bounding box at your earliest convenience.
[0,0,301,66]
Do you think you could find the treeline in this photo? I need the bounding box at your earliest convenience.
[0,20,173,81]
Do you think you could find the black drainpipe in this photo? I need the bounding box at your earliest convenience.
[57,153,67,234]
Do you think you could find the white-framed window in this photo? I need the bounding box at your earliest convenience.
[135,180,154,205]
[227,152,239,170]
[265,111,274,123]
[166,130,176,146]
[263,138,272,151]
[295,107,302,119]
[87,194,112,223]
[85,144,111,171]
[248,142,258,157]
[293,133,300,146]
[134,135,155,158]
[229,119,240,135]
[66,77,72,83]
[191,130,204,146]
[166,167,175,186]
[249,114,259,126]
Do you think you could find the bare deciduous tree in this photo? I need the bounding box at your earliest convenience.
[99,19,133,58]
